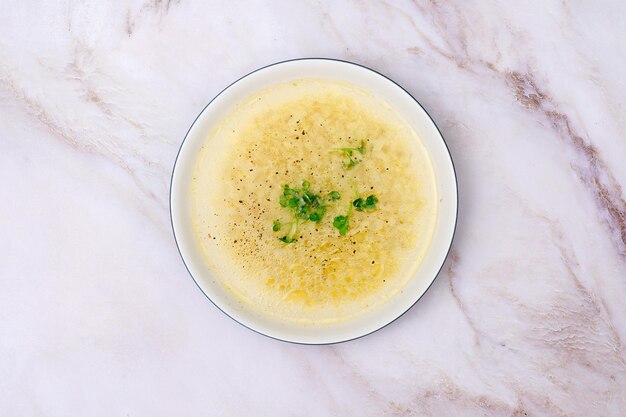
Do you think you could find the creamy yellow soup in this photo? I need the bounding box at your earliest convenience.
[190,79,437,325]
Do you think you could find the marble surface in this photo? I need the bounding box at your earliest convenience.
[2,1,625,415]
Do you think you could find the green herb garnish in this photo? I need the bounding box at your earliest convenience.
[333,215,350,236]
[353,194,378,212]
[309,206,326,222]
[333,202,353,236]
[276,181,377,240]
[332,140,366,169]
[334,194,379,236]
[277,181,328,243]
[280,182,324,221]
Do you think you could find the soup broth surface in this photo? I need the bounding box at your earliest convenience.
[190,79,437,324]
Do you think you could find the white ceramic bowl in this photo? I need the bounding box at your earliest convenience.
[170,58,457,344]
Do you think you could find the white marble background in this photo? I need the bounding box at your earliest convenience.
[2,1,625,415]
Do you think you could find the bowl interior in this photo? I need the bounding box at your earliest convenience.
[171,59,457,344]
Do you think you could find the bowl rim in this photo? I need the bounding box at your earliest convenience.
[170,57,458,345]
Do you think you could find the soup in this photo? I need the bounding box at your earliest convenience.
[190,79,437,325]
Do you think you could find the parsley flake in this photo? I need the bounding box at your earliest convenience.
[277,181,329,243]
[332,140,366,169]
[353,194,378,212]
[333,215,350,236]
